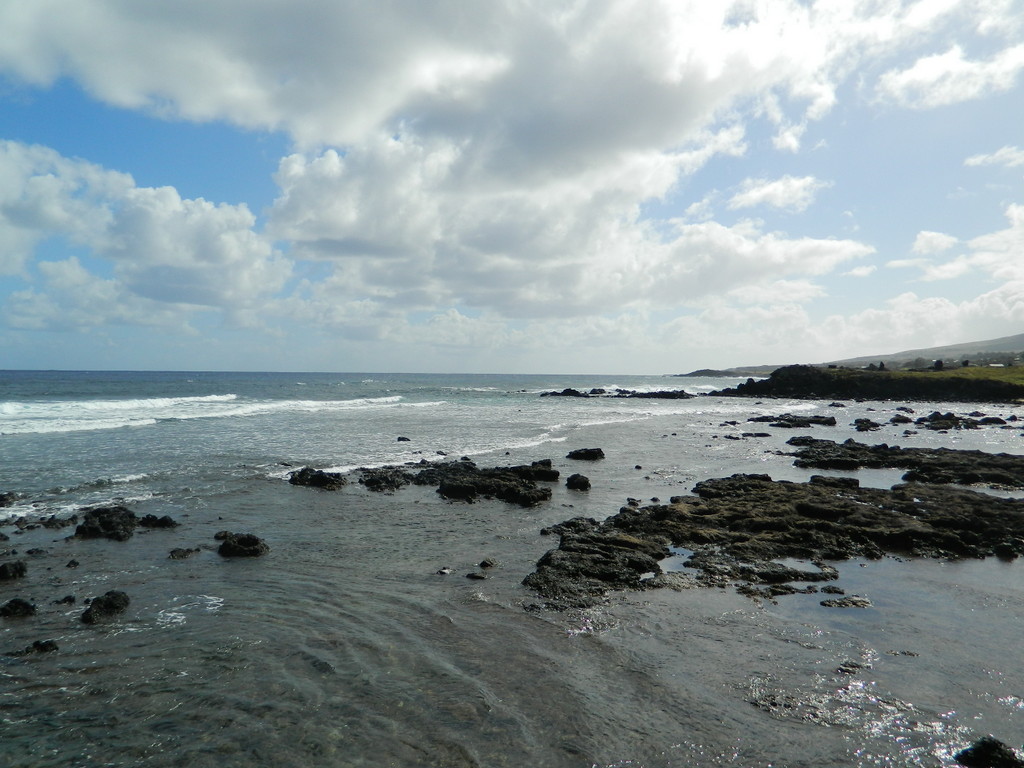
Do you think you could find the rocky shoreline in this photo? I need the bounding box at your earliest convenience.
[4,387,1024,766]
[712,364,1024,403]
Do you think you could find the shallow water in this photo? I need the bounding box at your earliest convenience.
[1,371,1023,766]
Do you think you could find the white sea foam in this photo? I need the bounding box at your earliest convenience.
[0,393,406,435]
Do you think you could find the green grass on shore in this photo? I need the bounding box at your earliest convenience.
[832,365,1024,386]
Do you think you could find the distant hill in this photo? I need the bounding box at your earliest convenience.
[823,332,1024,368]
[675,332,1024,378]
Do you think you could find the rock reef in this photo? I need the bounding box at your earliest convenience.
[525,472,1024,608]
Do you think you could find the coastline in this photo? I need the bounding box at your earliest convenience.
[2,379,1024,767]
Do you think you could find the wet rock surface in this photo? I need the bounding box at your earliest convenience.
[541,388,693,399]
[566,448,605,461]
[0,560,27,580]
[217,532,270,557]
[0,598,37,618]
[75,505,139,541]
[955,736,1024,768]
[789,436,1024,487]
[416,458,555,507]
[288,466,348,490]
[525,471,1024,607]
[81,590,130,624]
[747,413,837,428]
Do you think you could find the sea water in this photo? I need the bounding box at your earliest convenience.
[1,370,1023,767]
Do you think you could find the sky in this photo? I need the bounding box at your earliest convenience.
[0,0,1022,374]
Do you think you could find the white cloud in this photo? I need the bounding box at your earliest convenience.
[911,230,959,254]
[965,145,1024,168]
[0,1,1022,370]
[727,175,831,212]
[844,265,877,277]
[0,140,288,330]
[876,43,1024,108]
[966,202,1024,280]
[268,142,872,325]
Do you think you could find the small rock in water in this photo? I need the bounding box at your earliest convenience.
[81,590,130,624]
[0,561,27,580]
[287,467,347,490]
[566,474,591,491]
[820,595,872,608]
[75,505,138,541]
[566,448,605,461]
[217,533,270,557]
[0,598,36,618]
[479,558,498,569]
[5,639,58,657]
[169,547,201,560]
[139,514,178,529]
[954,735,1024,768]
[466,572,487,580]
[436,567,454,575]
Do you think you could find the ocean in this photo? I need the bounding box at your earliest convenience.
[1,370,1023,767]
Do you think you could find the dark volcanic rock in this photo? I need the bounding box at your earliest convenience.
[414,458,553,507]
[81,590,130,624]
[217,533,270,557]
[541,387,588,397]
[0,598,36,618]
[525,472,1024,607]
[566,448,605,461]
[748,414,837,428]
[288,467,347,490]
[566,473,591,491]
[853,418,882,432]
[75,505,138,541]
[169,547,200,560]
[0,560,27,580]
[5,639,58,657]
[359,467,414,492]
[789,437,1024,488]
[139,514,179,529]
[916,411,981,430]
[542,388,693,399]
[522,526,669,607]
[0,491,18,507]
[955,736,1024,768]
[711,364,1024,403]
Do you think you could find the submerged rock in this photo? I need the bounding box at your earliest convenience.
[81,590,130,624]
[139,514,178,529]
[5,639,58,657]
[217,533,270,557]
[0,598,36,618]
[566,473,591,491]
[0,560,27,580]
